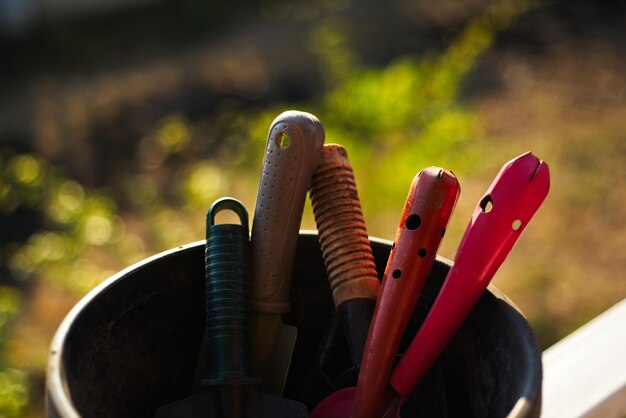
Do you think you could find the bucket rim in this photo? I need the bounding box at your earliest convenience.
[46,239,206,417]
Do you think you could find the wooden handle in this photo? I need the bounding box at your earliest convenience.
[309,144,380,307]
[309,144,380,367]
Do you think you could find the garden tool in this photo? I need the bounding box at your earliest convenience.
[309,144,380,371]
[310,152,549,418]
[389,152,550,403]
[309,167,460,418]
[155,198,308,418]
[250,110,324,395]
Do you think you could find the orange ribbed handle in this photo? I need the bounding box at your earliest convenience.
[309,144,380,308]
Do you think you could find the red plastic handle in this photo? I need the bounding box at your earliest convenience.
[353,168,460,418]
[390,152,550,398]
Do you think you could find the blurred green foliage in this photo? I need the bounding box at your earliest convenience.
[0,368,28,418]
[247,0,544,217]
[0,287,26,418]
[0,0,544,415]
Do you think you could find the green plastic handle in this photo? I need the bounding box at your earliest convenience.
[203,197,259,386]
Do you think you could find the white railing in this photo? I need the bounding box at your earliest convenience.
[541,298,626,418]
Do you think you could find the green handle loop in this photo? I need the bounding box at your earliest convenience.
[203,197,259,386]
[207,197,249,228]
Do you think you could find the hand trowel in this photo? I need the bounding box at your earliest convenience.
[155,198,308,418]
[250,111,325,395]
[309,167,460,418]
[306,144,380,391]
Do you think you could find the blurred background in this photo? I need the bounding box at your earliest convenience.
[1,0,625,415]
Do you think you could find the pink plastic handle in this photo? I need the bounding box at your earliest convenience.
[390,152,550,398]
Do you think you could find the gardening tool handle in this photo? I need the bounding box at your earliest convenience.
[203,197,258,386]
[310,144,380,306]
[309,144,380,367]
[250,111,324,313]
[390,152,550,398]
[353,168,460,418]
[207,198,248,227]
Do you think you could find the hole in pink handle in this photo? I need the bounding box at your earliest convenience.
[479,195,494,213]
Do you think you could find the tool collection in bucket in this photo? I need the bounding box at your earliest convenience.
[155,110,550,418]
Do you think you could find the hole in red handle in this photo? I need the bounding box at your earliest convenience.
[406,214,422,230]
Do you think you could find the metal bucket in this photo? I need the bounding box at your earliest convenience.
[46,232,542,418]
